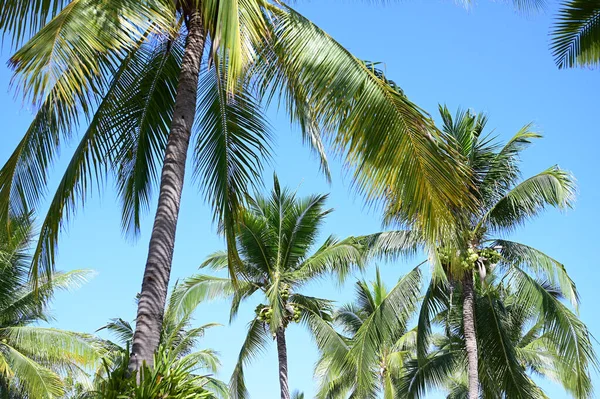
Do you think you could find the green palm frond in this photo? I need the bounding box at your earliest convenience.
[194,58,272,278]
[416,277,449,361]
[349,268,422,398]
[479,166,575,234]
[114,34,185,237]
[511,268,597,398]
[97,318,134,347]
[257,5,471,241]
[2,342,65,398]
[229,318,270,399]
[552,0,600,68]
[292,236,365,284]
[398,350,458,399]
[1,269,94,325]
[290,294,346,356]
[361,230,423,261]
[3,327,101,368]
[493,239,579,309]
[476,289,541,398]
[170,275,237,318]
[480,126,542,205]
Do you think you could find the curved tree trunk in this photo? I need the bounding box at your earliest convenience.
[128,11,205,373]
[276,327,290,399]
[462,275,479,399]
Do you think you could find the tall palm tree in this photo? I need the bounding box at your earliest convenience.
[0,0,468,371]
[400,268,597,399]
[315,267,422,399]
[377,105,583,398]
[0,215,102,398]
[393,105,587,399]
[171,176,400,399]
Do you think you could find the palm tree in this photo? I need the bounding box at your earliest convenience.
[0,215,102,398]
[400,268,597,399]
[397,106,589,398]
[315,267,422,399]
[0,0,468,371]
[171,176,401,399]
[93,287,229,399]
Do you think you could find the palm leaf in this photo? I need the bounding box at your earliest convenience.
[552,0,600,68]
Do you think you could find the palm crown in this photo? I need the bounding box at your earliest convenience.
[172,176,392,398]
[316,267,422,399]
[409,106,593,399]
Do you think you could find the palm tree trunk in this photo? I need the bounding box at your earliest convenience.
[128,11,205,373]
[276,327,290,399]
[462,275,479,399]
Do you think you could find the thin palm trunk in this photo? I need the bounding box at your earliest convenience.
[462,274,479,399]
[128,11,205,373]
[276,327,290,399]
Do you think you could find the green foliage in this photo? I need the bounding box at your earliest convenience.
[88,349,221,399]
[403,273,597,398]
[381,107,594,398]
[316,268,422,399]
[0,215,102,399]
[552,0,600,68]
[92,286,228,399]
[0,0,468,290]
[173,178,396,399]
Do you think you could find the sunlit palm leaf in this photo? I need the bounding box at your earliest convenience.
[194,58,272,279]
[480,166,575,234]
[493,239,579,309]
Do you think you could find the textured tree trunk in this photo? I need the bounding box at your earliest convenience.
[276,328,290,399]
[128,11,205,373]
[462,275,479,399]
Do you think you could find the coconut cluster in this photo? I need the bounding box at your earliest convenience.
[254,284,302,325]
[438,247,501,271]
[254,303,302,324]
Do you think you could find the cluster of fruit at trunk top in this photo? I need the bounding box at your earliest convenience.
[438,247,502,271]
[254,284,301,326]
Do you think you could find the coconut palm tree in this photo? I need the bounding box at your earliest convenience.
[315,267,422,399]
[0,215,102,398]
[400,268,597,399]
[93,286,229,399]
[171,176,412,399]
[0,0,468,371]
[388,105,588,399]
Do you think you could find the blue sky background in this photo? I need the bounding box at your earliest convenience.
[1,0,599,397]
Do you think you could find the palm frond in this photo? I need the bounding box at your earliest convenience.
[229,318,270,399]
[2,342,64,398]
[257,4,472,242]
[511,268,597,398]
[479,166,575,234]
[194,57,272,279]
[552,0,600,68]
[349,268,422,397]
[493,239,579,309]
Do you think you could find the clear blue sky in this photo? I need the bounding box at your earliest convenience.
[1,1,599,397]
